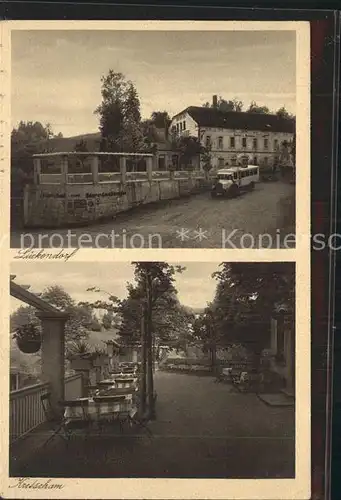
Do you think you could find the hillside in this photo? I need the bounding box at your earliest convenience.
[41,132,101,153]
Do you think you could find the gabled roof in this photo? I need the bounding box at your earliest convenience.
[176,106,295,134]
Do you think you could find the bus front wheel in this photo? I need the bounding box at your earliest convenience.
[229,185,239,198]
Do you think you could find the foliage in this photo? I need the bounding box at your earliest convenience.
[13,323,41,342]
[101,263,189,346]
[210,263,295,362]
[10,285,102,347]
[171,134,208,169]
[11,121,59,194]
[66,340,94,360]
[247,101,270,114]
[101,311,116,330]
[203,97,243,112]
[74,139,89,152]
[276,107,295,120]
[150,111,171,130]
[94,70,145,153]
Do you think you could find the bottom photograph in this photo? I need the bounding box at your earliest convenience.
[9,261,295,479]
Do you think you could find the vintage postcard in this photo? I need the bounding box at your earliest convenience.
[0,20,310,500]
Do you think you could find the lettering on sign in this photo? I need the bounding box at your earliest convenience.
[86,191,126,198]
[41,191,126,199]
[41,193,65,199]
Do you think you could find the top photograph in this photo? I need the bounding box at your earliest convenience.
[10,26,301,249]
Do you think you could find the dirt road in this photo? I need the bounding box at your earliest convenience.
[11,181,295,249]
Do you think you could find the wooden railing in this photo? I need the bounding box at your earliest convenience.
[10,373,83,443]
[39,170,206,185]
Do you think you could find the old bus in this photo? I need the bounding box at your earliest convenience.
[211,165,259,198]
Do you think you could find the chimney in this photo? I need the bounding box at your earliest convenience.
[212,95,218,108]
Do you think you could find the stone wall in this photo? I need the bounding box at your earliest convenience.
[24,176,210,228]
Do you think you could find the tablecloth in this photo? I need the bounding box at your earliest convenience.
[64,396,137,423]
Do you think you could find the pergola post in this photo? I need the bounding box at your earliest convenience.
[120,156,127,188]
[90,155,99,185]
[33,157,41,185]
[60,155,69,185]
[146,156,153,183]
[36,312,69,417]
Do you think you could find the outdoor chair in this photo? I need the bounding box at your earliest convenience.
[86,385,101,397]
[60,398,91,434]
[40,392,72,447]
[93,395,153,439]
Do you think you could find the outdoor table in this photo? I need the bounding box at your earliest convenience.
[114,377,137,389]
[108,372,137,378]
[222,368,232,376]
[64,395,137,424]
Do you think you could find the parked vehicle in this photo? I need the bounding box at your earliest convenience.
[211,165,259,198]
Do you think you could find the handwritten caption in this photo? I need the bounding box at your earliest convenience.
[13,248,79,262]
[10,478,64,490]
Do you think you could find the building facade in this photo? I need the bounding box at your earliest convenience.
[169,98,295,170]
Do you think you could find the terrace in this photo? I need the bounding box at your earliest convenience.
[10,372,295,479]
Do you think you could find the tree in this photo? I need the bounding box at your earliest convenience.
[203,97,243,112]
[211,263,295,369]
[94,70,144,153]
[247,101,270,114]
[276,107,295,120]
[11,121,60,195]
[150,111,171,130]
[171,134,209,170]
[10,285,103,346]
[192,307,219,371]
[84,265,191,417]
[74,139,89,152]
[130,262,185,418]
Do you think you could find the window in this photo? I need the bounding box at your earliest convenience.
[158,155,165,170]
[218,157,224,167]
[218,137,223,149]
[253,138,258,150]
[231,157,237,166]
[179,122,183,132]
[242,137,247,148]
[176,123,179,133]
[264,138,269,149]
[263,157,268,166]
[274,139,278,149]
[183,121,186,130]
[230,137,235,148]
[206,135,211,147]
[171,155,179,168]
[253,157,258,165]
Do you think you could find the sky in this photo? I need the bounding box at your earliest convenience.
[10,261,220,313]
[11,29,296,137]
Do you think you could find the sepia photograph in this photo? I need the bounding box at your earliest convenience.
[9,27,298,249]
[9,261,295,479]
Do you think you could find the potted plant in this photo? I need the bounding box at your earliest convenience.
[14,323,42,354]
[92,346,108,367]
[66,340,95,370]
